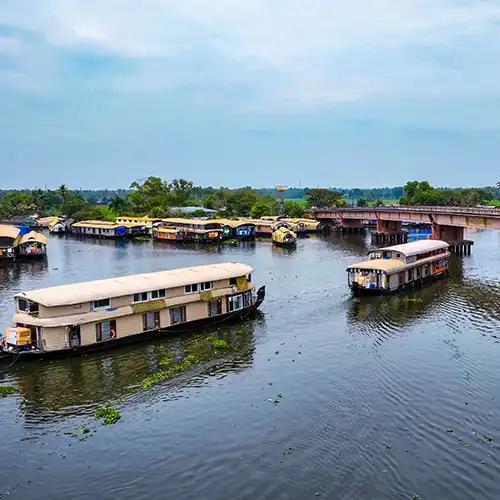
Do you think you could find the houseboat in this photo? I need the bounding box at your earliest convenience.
[154,218,223,243]
[1,263,265,358]
[116,216,162,235]
[217,219,256,240]
[17,231,47,258]
[272,227,297,247]
[0,225,21,261]
[346,240,450,295]
[71,220,147,238]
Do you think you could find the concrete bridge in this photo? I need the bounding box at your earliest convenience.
[313,205,500,250]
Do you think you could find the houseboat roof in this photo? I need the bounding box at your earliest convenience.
[161,218,222,227]
[116,216,161,221]
[378,240,449,258]
[0,224,21,239]
[216,219,256,228]
[72,220,124,229]
[19,231,48,246]
[16,263,253,307]
[347,259,409,273]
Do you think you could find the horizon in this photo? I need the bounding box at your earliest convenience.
[2,2,500,188]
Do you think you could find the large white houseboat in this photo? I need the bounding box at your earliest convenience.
[347,240,450,294]
[2,263,265,358]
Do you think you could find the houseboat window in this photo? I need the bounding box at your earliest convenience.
[229,277,238,286]
[185,283,199,294]
[247,274,252,282]
[243,291,251,308]
[92,299,110,311]
[17,298,39,315]
[142,311,160,331]
[227,294,244,312]
[96,320,117,341]
[169,306,186,325]
[134,289,167,302]
[200,281,213,291]
[208,299,222,317]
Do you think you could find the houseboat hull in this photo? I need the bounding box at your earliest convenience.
[350,271,449,296]
[1,286,265,360]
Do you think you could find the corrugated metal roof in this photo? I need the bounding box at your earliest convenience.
[379,240,449,257]
[16,262,253,307]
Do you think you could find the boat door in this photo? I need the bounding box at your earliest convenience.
[68,326,81,348]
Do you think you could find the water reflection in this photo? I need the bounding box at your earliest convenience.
[3,317,259,421]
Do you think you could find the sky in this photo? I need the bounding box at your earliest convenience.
[1,0,500,189]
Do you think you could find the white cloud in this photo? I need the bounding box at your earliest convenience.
[1,0,500,114]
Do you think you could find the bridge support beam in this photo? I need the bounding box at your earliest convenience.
[372,219,408,245]
[337,217,364,234]
[431,224,473,255]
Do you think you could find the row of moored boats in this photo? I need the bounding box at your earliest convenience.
[45,216,321,246]
[0,225,47,261]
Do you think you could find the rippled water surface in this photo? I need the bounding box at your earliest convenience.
[1,231,499,499]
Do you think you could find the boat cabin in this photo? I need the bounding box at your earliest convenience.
[71,220,128,238]
[272,227,297,247]
[17,231,47,258]
[217,219,256,240]
[5,263,264,356]
[0,225,21,260]
[347,240,450,294]
[116,216,161,235]
[154,218,223,243]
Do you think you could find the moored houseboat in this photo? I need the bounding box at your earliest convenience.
[0,225,21,261]
[154,218,223,243]
[71,220,147,238]
[346,240,450,295]
[71,220,128,238]
[17,231,48,258]
[1,263,265,358]
[272,227,297,247]
[116,216,161,235]
[217,219,256,240]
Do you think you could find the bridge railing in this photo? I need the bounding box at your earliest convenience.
[314,205,500,217]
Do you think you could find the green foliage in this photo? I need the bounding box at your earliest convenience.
[95,405,121,425]
[225,187,261,217]
[284,200,305,217]
[372,198,385,206]
[108,194,127,215]
[356,198,368,207]
[0,191,35,218]
[400,181,493,206]
[250,201,273,219]
[0,386,17,397]
[207,337,230,349]
[305,188,344,208]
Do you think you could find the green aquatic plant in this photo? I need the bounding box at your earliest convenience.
[0,386,17,397]
[95,405,121,425]
[207,337,230,350]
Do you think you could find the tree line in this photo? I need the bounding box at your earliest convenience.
[0,179,498,221]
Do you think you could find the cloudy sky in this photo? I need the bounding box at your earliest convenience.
[1,0,500,189]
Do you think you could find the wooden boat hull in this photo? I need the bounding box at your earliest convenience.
[1,287,266,361]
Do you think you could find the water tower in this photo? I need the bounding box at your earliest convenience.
[276,185,287,215]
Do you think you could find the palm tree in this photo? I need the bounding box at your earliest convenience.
[58,184,69,200]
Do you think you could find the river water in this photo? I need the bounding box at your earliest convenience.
[0,230,499,500]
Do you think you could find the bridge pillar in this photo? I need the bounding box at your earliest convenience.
[338,217,364,234]
[431,224,473,255]
[372,219,408,245]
